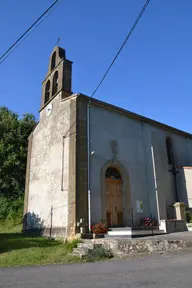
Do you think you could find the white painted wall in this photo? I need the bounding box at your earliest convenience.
[178,168,192,208]
[89,104,192,225]
[27,93,71,230]
[184,169,192,207]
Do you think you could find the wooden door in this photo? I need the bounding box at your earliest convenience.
[105,179,123,227]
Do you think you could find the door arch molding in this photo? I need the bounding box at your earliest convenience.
[100,159,132,226]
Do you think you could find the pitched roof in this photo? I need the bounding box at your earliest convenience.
[77,93,192,139]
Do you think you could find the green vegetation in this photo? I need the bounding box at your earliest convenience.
[0,224,113,267]
[0,225,80,267]
[0,197,24,228]
[185,210,192,223]
[0,106,36,227]
[83,246,114,262]
[0,107,36,201]
[0,223,22,234]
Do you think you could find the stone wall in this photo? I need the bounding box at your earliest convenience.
[91,238,192,256]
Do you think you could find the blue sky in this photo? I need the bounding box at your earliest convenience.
[0,0,192,132]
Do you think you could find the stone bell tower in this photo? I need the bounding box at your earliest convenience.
[40,46,73,109]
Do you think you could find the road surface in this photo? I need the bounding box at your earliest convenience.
[1,251,192,287]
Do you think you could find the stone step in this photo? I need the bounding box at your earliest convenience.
[72,247,88,257]
[108,230,131,236]
[108,226,161,232]
[104,232,165,239]
[107,227,165,237]
[73,242,104,258]
[104,234,132,239]
[77,243,94,249]
[77,242,102,249]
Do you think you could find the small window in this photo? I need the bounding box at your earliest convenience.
[105,167,122,180]
[52,71,58,96]
[44,80,50,104]
[166,137,174,165]
[51,52,56,71]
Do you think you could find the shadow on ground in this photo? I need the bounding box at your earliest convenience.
[0,232,61,254]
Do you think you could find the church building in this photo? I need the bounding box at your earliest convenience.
[24,46,192,238]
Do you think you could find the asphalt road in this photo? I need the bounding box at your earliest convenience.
[1,251,192,287]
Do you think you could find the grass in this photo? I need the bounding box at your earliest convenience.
[0,224,80,267]
[0,223,22,234]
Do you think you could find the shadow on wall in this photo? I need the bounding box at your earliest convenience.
[0,231,62,254]
[165,167,189,220]
[23,211,45,235]
[166,204,176,220]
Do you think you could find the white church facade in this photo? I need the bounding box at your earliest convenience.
[24,46,192,238]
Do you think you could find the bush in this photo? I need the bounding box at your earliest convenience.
[185,211,192,223]
[84,246,114,262]
[0,196,11,220]
[0,195,23,227]
[6,197,24,224]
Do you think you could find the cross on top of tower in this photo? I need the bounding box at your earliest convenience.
[56,37,60,46]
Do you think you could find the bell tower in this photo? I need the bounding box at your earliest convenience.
[41,46,73,109]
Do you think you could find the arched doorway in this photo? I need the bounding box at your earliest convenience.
[105,167,124,227]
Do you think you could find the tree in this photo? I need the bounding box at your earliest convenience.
[0,107,36,201]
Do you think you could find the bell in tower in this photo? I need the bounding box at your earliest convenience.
[41,46,73,109]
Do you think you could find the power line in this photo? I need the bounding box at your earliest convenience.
[90,0,151,99]
[64,0,152,140]
[0,0,63,64]
[0,0,63,65]
[86,0,151,232]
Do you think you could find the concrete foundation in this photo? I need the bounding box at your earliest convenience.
[160,219,187,233]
